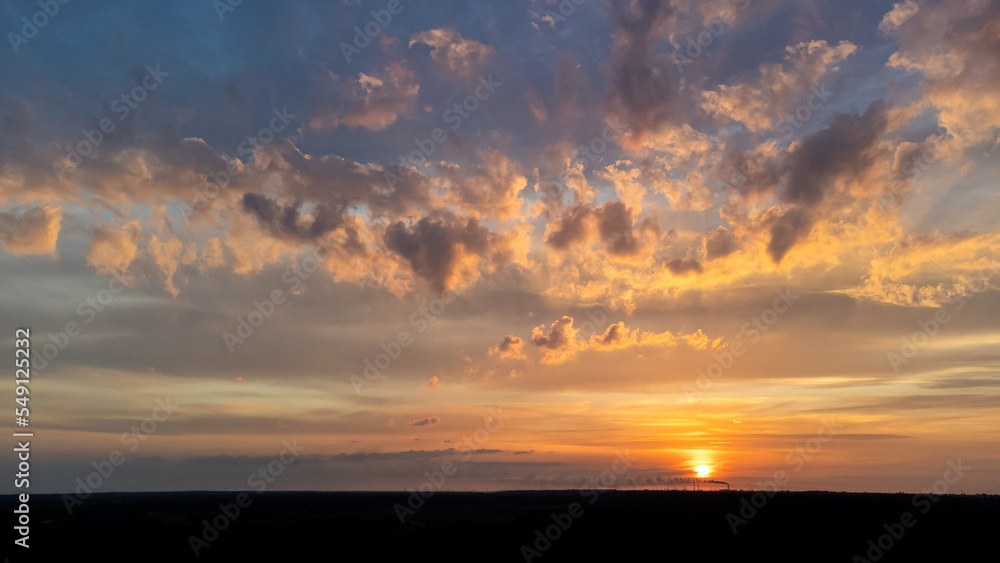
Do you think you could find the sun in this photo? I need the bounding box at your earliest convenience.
[695,464,711,477]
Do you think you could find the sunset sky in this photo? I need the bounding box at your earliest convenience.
[2,0,999,496]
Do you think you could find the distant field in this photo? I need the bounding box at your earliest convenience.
[3,490,997,561]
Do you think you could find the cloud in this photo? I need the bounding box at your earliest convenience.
[664,256,703,276]
[528,316,720,363]
[428,376,439,389]
[436,149,527,220]
[545,204,592,250]
[595,201,645,256]
[148,234,195,297]
[489,335,526,360]
[87,219,142,274]
[885,0,1000,151]
[700,40,858,132]
[202,237,226,269]
[766,99,891,263]
[407,417,440,427]
[839,232,1000,307]
[384,211,493,292]
[606,0,677,147]
[878,1,923,38]
[531,315,577,363]
[0,205,62,256]
[545,201,658,258]
[310,61,420,131]
[589,321,633,349]
[242,193,347,242]
[766,207,813,266]
[780,101,888,206]
[589,322,720,352]
[704,226,739,260]
[525,88,548,122]
[409,28,494,80]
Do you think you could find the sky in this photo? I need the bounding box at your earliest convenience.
[1,0,998,496]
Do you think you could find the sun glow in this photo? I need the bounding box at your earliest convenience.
[695,464,711,477]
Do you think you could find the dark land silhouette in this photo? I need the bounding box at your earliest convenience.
[4,490,997,561]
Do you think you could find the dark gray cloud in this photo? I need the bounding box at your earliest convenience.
[595,322,626,346]
[385,211,492,292]
[766,206,813,265]
[531,316,575,350]
[768,100,890,263]
[704,226,739,260]
[665,257,703,276]
[780,100,889,206]
[607,0,676,141]
[490,334,525,359]
[406,417,440,427]
[257,142,432,217]
[546,204,591,250]
[546,201,654,257]
[595,201,643,256]
[242,193,347,242]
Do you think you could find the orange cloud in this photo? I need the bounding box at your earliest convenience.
[407,417,440,427]
[310,61,420,131]
[409,28,494,80]
[700,40,858,133]
[437,149,527,220]
[87,219,140,274]
[884,0,1000,151]
[528,316,723,364]
[148,234,192,297]
[0,205,62,256]
[490,335,527,360]
[839,232,1000,306]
